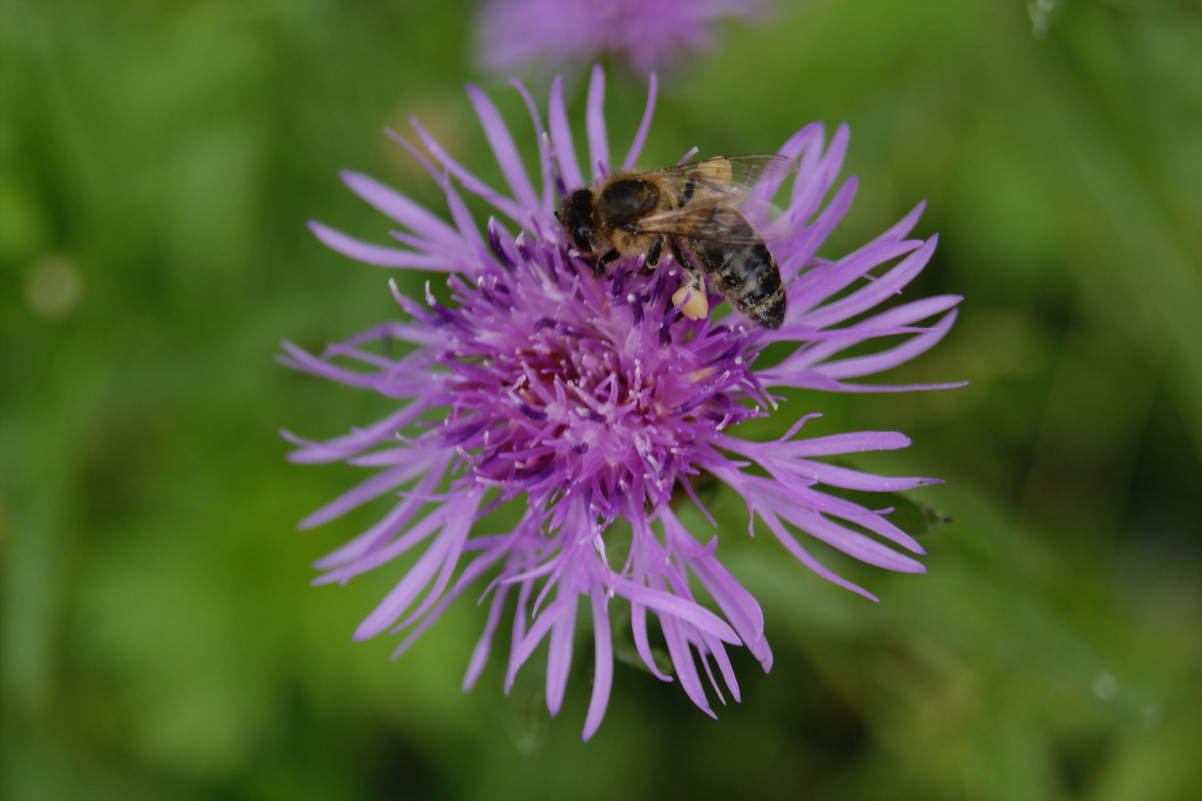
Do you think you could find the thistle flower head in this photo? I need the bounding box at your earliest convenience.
[476,0,770,77]
[283,66,961,740]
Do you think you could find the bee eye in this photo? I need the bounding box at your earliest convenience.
[572,225,594,252]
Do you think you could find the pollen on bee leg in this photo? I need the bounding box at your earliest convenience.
[672,274,709,320]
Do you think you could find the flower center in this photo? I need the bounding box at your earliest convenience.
[436,250,763,514]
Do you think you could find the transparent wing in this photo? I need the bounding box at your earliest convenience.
[631,203,775,244]
[646,154,796,198]
[628,154,796,244]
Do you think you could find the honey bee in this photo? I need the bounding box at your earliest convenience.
[556,155,793,329]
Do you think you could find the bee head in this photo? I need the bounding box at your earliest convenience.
[559,188,600,254]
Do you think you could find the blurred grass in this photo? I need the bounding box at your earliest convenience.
[1,0,1199,799]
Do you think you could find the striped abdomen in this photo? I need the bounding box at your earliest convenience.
[690,227,785,329]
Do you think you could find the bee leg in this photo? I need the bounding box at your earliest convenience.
[641,236,664,274]
[668,240,709,320]
[672,269,709,321]
[595,248,620,276]
[670,239,695,271]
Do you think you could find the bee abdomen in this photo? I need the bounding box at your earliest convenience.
[693,240,785,329]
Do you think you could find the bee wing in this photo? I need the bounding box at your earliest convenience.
[648,154,797,198]
[631,201,782,244]
[630,155,797,244]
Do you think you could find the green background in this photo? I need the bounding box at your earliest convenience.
[2,0,1199,799]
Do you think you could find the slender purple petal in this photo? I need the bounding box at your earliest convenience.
[622,72,658,171]
[760,510,879,602]
[803,237,940,329]
[612,578,741,644]
[545,591,579,716]
[393,542,510,660]
[630,601,673,682]
[340,171,463,249]
[354,503,475,640]
[464,580,511,690]
[298,463,420,530]
[582,589,614,741]
[818,310,958,379]
[467,84,542,216]
[509,80,557,218]
[548,75,584,190]
[409,118,526,225]
[585,64,609,178]
[659,611,717,718]
[309,221,448,270]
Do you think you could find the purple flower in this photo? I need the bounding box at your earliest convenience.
[283,66,961,740]
[476,0,769,77]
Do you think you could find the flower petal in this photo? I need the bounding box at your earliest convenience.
[582,589,614,741]
[545,591,579,716]
[622,72,658,172]
[585,64,609,178]
[548,75,583,191]
[467,84,542,217]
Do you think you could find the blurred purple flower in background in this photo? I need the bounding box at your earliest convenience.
[476,0,770,77]
[283,66,960,739]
